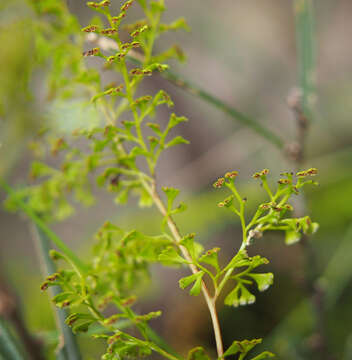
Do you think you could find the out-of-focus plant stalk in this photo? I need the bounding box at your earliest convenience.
[0,316,26,360]
[160,69,285,149]
[32,225,82,360]
[294,0,316,119]
[291,2,334,359]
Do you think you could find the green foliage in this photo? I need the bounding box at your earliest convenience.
[223,339,274,359]
[179,271,205,296]
[1,0,320,359]
[39,220,172,358]
[187,347,211,360]
[36,163,318,359]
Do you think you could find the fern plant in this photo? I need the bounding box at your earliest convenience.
[1,1,319,359]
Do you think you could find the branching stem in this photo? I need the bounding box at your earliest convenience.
[141,179,224,358]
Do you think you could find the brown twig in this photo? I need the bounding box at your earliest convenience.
[286,89,335,360]
[285,87,309,164]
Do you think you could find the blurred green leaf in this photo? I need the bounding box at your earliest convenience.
[165,136,190,149]
[223,338,262,357]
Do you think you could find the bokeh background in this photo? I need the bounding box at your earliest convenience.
[1,0,352,359]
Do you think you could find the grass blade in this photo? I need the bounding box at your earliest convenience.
[0,179,87,274]
[0,317,25,360]
[161,69,284,149]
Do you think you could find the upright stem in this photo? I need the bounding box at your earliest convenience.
[142,179,224,358]
[294,0,315,118]
[288,3,333,358]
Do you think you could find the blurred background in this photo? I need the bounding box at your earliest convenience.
[1,0,352,359]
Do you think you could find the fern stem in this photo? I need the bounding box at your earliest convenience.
[142,179,224,358]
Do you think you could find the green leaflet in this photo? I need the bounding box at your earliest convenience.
[224,283,256,307]
[247,273,274,292]
[165,135,190,149]
[162,187,180,212]
[180,233,203,261]
[179,271,204,296]
[224,338,262,357]
[168,113,188,129]
[159,247,188,265]
[223,338,274,359]
[285,229,301,245]
[198,247,220,272]
[187,347,210,360]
